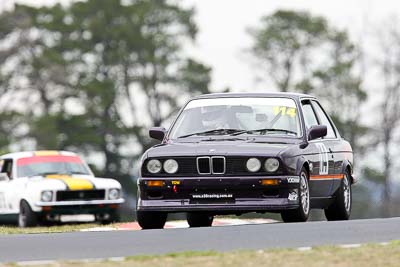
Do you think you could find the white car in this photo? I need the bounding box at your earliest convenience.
[0,151,124,227]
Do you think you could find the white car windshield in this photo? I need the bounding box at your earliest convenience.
[169,97,302,139]
[17,155,91,177]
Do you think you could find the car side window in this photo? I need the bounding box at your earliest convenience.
[312,101,336,139]
[1,159,13,179]
[301,101,318,129]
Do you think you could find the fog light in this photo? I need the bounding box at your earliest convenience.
[42,206,52,211]
[261,179,279,186]
[147,180,164,187]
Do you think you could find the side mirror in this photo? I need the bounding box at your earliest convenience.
[149,127,167,141]
[0,173,10,182]
[308,125,327,140]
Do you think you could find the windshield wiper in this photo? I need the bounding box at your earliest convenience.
[231,128,298,136]
[29,172,67,177]
[68,171,88,175]
[178,128,243,138]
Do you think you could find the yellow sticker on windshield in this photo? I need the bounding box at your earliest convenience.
[273,106,296,118]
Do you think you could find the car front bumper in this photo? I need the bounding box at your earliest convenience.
[35,199,124,207]
[34,199,124,215]
[137,176,300,213]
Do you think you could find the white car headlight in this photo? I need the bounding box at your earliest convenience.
[265,158,280,172]
[41,191,53,202]
[108,188,120,200]
[147,159,162,174]
[246,158,261,172]
[163,159,179,174]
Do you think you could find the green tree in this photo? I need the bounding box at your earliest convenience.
[0,5,54,152]
[310,30,368,156]
[248,10,328,92]
[372,20,400,214]
[0,0,212,184]
[248,10,367,155]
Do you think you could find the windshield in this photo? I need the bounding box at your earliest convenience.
[169,97,301,139]
[17,155,91,177]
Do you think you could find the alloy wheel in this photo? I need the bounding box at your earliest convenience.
[300,172,310,215]
[343,174,351,213]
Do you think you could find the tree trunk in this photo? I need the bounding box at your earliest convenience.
[279,58,292,92]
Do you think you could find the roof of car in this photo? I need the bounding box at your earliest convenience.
[0,150,79,160]
[193,92,316,100]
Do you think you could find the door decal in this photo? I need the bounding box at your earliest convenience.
[310,174,344,180]
[315,143,329,175]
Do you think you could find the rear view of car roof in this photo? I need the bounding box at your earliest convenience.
[194,92,316,100]
[0,150,78,160]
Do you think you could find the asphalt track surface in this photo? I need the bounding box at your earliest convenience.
[1,217,400,263]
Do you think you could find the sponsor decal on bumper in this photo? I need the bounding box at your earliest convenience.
[192,193,233,199]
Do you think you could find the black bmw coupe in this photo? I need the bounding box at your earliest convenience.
[136,92,355,229]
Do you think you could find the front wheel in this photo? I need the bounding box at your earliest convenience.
[136,211,167,229]
[281,168,310,223]
[187,213,214,227]
[97,212,120,225]
[18,200,38,227]
[324,171,352,221]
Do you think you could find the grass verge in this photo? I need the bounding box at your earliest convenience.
[0,223,107,234]
[3,241,400,267]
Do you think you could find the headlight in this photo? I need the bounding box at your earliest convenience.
[41,191,53,202]
[163,159,178,174]
[265,158,280,172]
[147,159,162,174]
[246,158,261,172]
[108,188,120,200]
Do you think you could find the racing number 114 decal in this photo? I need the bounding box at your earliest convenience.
[273,106,296,117]
[315,143,329,175]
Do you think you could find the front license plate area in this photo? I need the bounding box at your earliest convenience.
[60,214,95,222]
[190,193,235,204]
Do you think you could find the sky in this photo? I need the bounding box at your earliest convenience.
[2,0,400,92]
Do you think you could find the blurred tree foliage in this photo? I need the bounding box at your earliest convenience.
[248,10,368,156]
[373,21,400,211]
[248,10,328,93]
[0,0,212,185]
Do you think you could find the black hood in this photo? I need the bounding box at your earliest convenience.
[145,138,301,158]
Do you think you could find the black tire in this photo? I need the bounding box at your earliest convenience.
[18,200,38,227]
[187,213,214,227]
[324,171,352,221]
[98,212,121,225]
[40,220,58,227]
[136,211,167,229]
[281,168,310,223]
